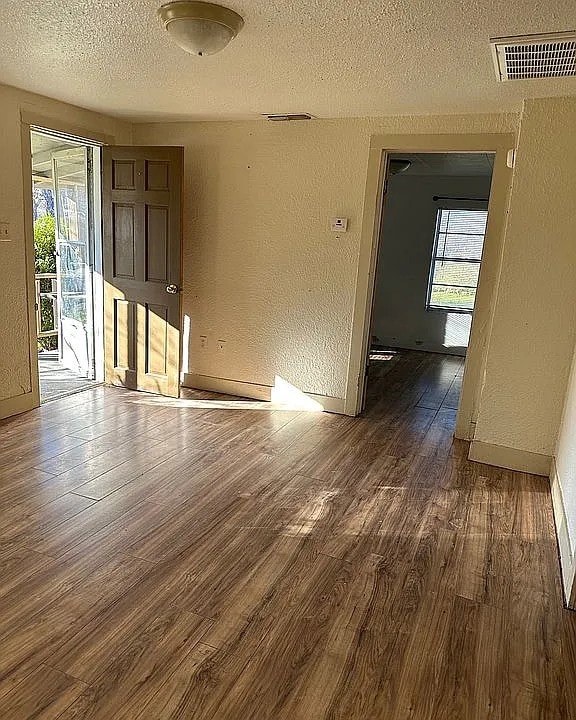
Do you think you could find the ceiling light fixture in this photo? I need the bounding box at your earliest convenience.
[262,113,314,122]
[389,159,411,174]
[158,1,244,57]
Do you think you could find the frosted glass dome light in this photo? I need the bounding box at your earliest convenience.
[158,1,244,57]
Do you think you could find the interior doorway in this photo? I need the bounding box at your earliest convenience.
[365,151,494,418]
[345,133,514,441]
[364,151,495,419]
[31,129,104,402]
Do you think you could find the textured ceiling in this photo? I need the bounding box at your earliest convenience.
[1,1,576,121]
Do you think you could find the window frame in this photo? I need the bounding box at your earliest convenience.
[426,204,488,315]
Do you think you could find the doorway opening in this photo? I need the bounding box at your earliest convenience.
[364,151,495,424]
[31,129,104,402]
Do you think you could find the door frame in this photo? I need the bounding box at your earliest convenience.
[21,112,113,408]
[345,133,516,440]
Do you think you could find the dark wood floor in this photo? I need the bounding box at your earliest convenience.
[0,349,574,719]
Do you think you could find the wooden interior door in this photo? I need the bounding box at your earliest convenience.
[102,146,183,397]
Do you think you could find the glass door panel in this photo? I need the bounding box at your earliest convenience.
[52,147,94,378]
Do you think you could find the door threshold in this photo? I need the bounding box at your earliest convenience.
[40,382,104,405]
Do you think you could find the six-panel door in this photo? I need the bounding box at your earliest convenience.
[102,146,183,397]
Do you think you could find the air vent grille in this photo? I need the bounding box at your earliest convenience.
[491,32,576,81]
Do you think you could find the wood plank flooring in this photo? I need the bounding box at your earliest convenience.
[0,349,574,719]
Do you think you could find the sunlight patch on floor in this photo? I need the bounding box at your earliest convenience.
[284,489,340,537]
[129,376,327,412]
[129,397,319,411]
[369,350,397,362]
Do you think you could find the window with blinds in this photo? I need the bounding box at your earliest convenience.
[426,207,488,313]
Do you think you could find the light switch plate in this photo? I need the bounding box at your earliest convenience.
[0,222,10,241]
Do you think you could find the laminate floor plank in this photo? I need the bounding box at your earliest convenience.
[253,411,322,454]
[0,467,59,509]
[0,434,91,476]
[0,664,88,720]
[0,591,117,700]
[417,406,465,458]
[54,610,211,720]
[83,448,219,509]
[46,557,211,683]
[416,359,462,411]
[443,373,464,410]
[67,405,176,441]
[0,349,573,719]
[197,553,351,720]
[0,492,97,544]
[23,494,159,557]
[145,547,343,720]
[56,500,186,562]
[24,401,138,439]
[70,435,198,501]
[128,643,217,720]
[141,448,294,511]
[0,547,56,601]
[0,551,154,642]
[0,552,156,700]
[33,432,163,480]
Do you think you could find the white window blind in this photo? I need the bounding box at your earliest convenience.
[427,208,488,313]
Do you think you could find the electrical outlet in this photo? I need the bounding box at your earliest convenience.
[216,339,226,352]
[199,335,207,349]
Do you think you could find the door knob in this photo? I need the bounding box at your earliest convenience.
[165,284,179,294]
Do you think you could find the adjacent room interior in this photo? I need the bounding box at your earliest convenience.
[1,3,576,719]
[365,151,494,429]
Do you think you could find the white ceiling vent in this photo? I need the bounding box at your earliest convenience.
[491,32,576,81]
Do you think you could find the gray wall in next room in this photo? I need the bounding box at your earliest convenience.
[372,173,493,357]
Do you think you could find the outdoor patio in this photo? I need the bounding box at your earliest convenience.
[38,350,97,403]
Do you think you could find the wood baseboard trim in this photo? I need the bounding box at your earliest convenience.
[468,440,551,476]
[182,373,346,414]
[550,458,576,608]
[0,391,37,421]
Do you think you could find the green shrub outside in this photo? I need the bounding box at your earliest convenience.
[34,214,58,351]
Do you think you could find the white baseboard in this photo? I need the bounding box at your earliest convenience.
[183,373,270,401]
[550,458,576,607]
[0,391,37,420]
[469,440,551,476]
[182,373,346,414]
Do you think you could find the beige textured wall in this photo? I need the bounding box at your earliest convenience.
[0,83,131,410]
[133,113,517,400]
[1,88,573,469]
[474,97,576,457]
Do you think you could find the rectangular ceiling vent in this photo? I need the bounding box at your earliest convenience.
[262,113,314,122]
[491,32,576,81]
